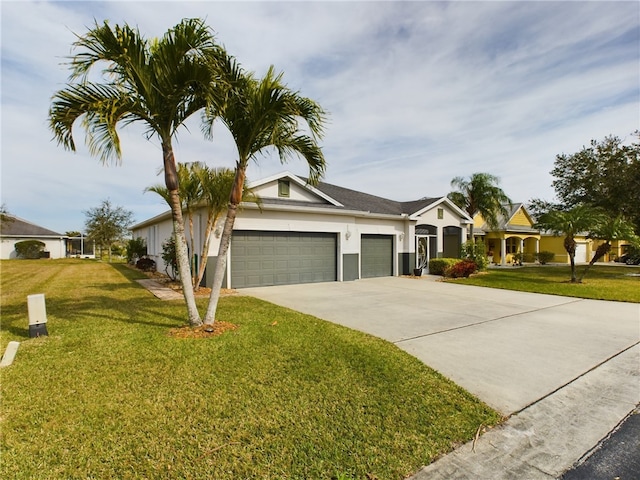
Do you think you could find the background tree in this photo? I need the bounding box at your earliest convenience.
[126,237,147,263]
[0,204,14,230]
[534,205,602,283]
[49,19,227,326]
[201,64,327,328]
[84,199,133,262]
[549,133,640,234]
[448,173,512,238]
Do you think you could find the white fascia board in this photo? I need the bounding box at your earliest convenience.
[408,196,473,223]
[248,170,343,207]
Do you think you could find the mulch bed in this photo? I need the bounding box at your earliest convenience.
[169,322,239,339]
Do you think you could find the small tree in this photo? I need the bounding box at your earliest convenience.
[15,240,46,259]
[84,199,134,262]
[161,236,178,281]
[126,237,147,263]
[461,239,488,271]
[535,205,604,283]
[578,215,637,282]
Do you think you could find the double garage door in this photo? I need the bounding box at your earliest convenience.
[230,231,394,288]
[231,231,337,288]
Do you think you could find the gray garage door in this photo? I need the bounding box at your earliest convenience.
[230,231,337,288]
[361,234,393,278]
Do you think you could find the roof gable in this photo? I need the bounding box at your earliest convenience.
[248,171,343,207]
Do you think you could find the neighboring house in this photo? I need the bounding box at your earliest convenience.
[472,203,611,265]
[132,171,473,288]
[0,215,67,259]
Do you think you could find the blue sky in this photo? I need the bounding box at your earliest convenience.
[1,0,638,234]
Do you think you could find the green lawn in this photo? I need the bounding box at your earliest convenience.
[446,264,640,302]
[1,259,500,480]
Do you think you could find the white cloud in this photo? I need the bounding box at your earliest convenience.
[1,0,638,233]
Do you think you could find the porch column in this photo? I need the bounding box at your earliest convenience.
[519,238,524,253]
[501,237,507,266]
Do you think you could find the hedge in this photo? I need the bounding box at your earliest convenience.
[428,258,459,276]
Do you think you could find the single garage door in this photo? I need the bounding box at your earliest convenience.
[361,234,393,278]
[231,231,337,288]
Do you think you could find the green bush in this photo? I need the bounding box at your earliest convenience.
[428,258,459,276]
[14,240,46,259]
[127,237,147,263]
[461,240,488,271]
[445,259,478,278]
[536,251,555,264]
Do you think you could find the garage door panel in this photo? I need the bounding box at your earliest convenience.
[231,231,337,288]
[361,234,393,278]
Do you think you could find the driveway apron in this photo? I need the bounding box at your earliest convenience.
[241,277,639,415]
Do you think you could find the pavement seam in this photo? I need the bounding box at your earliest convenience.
[394,298,585,344]
[510,339,640,417]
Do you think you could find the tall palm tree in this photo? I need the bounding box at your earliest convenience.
[48,19,228,326]
[535,204,601,283]
[448,173,512,238]
[201,64,327,327]
[577,215,637,282]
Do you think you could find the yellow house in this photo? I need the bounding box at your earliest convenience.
[472,203,605,265]
[473,204,541,265]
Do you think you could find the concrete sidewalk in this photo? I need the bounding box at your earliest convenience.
[242,276,640,478]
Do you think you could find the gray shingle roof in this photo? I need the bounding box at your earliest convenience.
[0,216,63,237]
[304,179,441,216]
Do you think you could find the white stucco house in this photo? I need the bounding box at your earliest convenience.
[0,216,67,259]
[131,171,473,288]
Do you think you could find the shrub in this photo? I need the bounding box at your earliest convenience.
[536,251,555,265]
[14,240,46,259]
[461,240,488,271]
[136,257,156,272]
[445,259,478,278]
[127,237,147,263]
[428,258,459,276]
[161,237,178,280]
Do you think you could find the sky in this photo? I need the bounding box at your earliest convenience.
[1,0,639,234]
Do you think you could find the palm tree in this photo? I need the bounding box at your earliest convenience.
[48,19,228,326]
[535,205,601,283]
[577,215,637,282]
[201,64,327,327]
[448,173,512,238]
[193,165,260,289]
[145,162,204,289]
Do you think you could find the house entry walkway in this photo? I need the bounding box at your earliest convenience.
[242,276,639,479]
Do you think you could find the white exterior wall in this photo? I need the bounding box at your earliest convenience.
[1,237,66,259]
[413,202,468,256]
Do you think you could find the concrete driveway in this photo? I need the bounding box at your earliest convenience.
[242,276,639,416]
[242,276,639,478]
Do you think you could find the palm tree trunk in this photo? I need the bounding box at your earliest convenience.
[578,242,610,283]
[188,211,197,289]
[195,212,217,289]
[564,235,578,283]
[163,143,201,326]
[203,167,246,326]
[203,203,237,326]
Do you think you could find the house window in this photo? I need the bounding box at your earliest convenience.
[506,237,518,254]
[437,208,444,219]
[278,180,290,198]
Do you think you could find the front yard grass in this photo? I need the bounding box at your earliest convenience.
[1,259,501,480]
[446,264,640,302]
